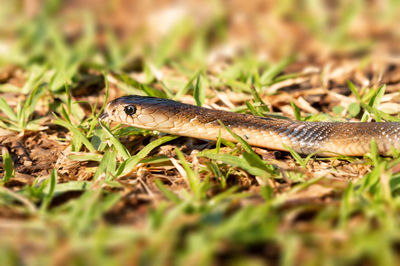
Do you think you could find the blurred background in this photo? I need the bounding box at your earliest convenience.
[1,0,400,99]
[2,0,400,67]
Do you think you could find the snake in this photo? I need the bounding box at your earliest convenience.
[100,95,400,156]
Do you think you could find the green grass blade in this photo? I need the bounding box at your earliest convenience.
[116,135,178,177]
[94,149,117,180]
[245,101,264,116]
[361,84,386,122]
[155,179,182,204]
[54,117,96,153]
[40,169,57,214]
[347,81,361,101]
[201,151,269,178]
[339,181,354,228]
[175,71,200,100]
[283,144,306,168]
[260,55,295,85]
[1,149,14,182]
[0,98,17,121]
[99,122,130,160]
[43,181,92,194]
[218,120,273,174]
[67,153,103,162]
[175,147,202,200]
[21,65,46,94]
[117,73,167,98]
[193,75,205,107]
[249,85,269,113]
[290,102,302,121]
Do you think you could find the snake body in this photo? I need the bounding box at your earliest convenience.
[102,95,400,156]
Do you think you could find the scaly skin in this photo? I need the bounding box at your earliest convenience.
[101,95,400,156]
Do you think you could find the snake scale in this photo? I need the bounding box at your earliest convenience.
[101,95,400,156]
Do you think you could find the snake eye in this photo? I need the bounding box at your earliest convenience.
[124,105,136,116]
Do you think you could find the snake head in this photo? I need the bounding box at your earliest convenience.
[100,95,173,130]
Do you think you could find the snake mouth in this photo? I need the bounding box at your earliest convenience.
[99,112,109,120]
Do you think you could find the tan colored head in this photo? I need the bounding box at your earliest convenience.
[100,95,174,130]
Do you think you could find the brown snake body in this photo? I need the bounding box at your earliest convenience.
[101,95,400,156]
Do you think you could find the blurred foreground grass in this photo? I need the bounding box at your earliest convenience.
[1,0,400,265]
